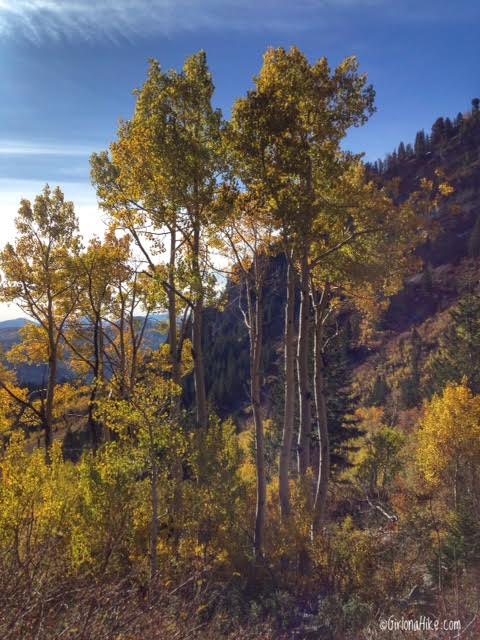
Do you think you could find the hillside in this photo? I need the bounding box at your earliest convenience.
[199,100,480,430]
[353,100,480,413]
[375,101,480,330]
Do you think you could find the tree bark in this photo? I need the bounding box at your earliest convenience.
[191,220,208,430]
[44,345,57,460]
[118,295,127,400]
[192,298,207,428]
[279,256,297,519]
[246,275,266,560]
[87,314,101,449]
[312,287,330,534]
[297,248,312,477]
[168,227,183,551]
[43,296,57,461]
[168,227,181,387]
[150,456,159,578]
[296,247,313,575]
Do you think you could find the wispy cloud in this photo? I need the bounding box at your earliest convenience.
[0,139,94,156]
[0,0,384,43]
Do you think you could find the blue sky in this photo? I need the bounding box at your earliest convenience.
[0,0,479,318]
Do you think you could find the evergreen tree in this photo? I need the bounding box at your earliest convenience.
[426,294,480,395]
[441,500,480,574]
[431,117,445,146]
[455,112,464,128]
[421,262,434,294]
[468,214,480,258]
[444,117,453,137]
[414,130,427,157]
[324,327,363,471]
[368,375,389,407]
[398,328,423,409]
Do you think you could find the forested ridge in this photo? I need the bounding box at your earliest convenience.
[0,47,479,639]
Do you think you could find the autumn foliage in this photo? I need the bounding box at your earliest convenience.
[1,47,479,639]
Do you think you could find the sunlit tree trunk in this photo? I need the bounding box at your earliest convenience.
[150,449,159,578]
[168,227,180,387]
[279,255,297,519]
[44,294,57,461]
[297,247,312,477]
[118,294,127,400]
[297,241,313,575]
[87,313,101,449]
[191,216,208,430]
[44,343,56,459]
[168,227,184,550]
[245,270,266,559]
[312,285,330,534]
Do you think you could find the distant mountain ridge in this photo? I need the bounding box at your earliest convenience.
[0,317,35,329]
[0,313,169,387]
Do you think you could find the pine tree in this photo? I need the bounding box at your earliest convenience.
[398,328,423,409]
[468,214,480,258]
[414,130,427,157]
[323,327,363,471]
[368,375,389,407]
[422,262,434,294]
[444,117,453,137]
[426,294,480,395]
[431,117,445,146]
[455,112,464,128]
